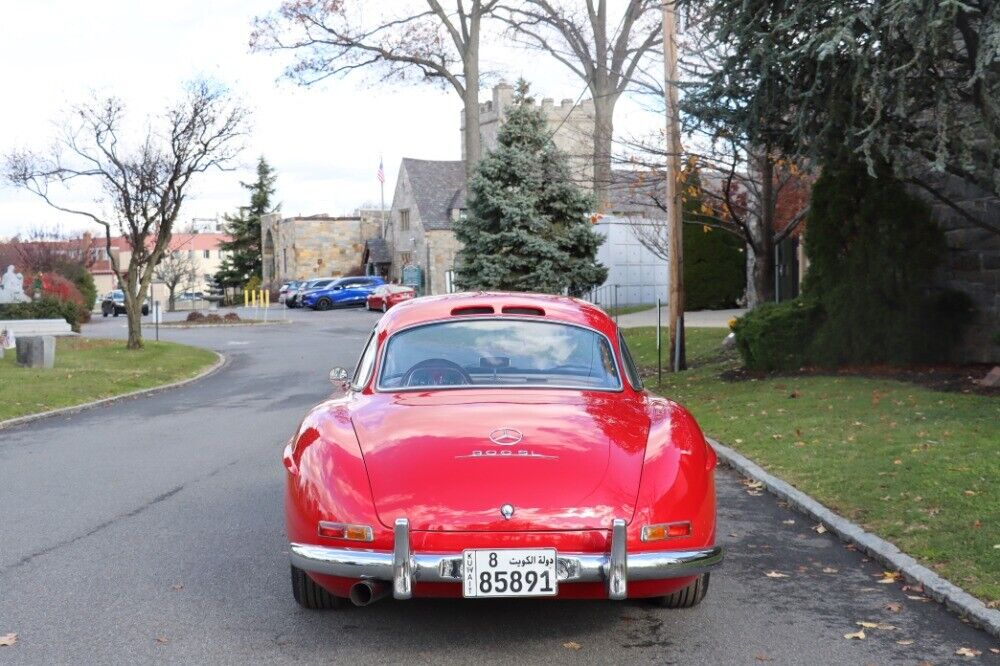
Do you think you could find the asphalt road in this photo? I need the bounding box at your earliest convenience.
[1,307,997,665]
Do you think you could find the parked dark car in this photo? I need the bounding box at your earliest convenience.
[285,278,337,308]
[101,290,150,317]
[302,276,386,310]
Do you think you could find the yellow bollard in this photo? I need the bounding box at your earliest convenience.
[244,289,249,308]
[264,290,270,308]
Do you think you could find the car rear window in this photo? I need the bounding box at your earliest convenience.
[378,319,621,391]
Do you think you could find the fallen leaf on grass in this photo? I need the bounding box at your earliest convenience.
[843,629,866,640]
[812,523,827,534]
[764,571,789,578]
[896,639,914,646]
[902,584,924,593]
[562,642,582,650]
[0,633,17,647]
[884,602,902,613]
[955,647,981,657]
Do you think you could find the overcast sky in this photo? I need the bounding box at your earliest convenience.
[0,0,663,239]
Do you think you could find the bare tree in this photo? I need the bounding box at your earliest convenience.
[4,80,247,348]
[6,226,96,274]
[154,250,199,312]
[252,0,500,181]
[499,0,662,208]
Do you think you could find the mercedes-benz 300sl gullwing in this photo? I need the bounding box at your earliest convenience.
[283,293,722,608]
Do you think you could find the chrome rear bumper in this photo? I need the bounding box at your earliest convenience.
[290,518,723,600]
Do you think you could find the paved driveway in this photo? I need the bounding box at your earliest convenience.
[616,307,747,329]
[1,307,995,664]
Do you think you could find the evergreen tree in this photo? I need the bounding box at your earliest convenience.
[216,157,277,286]
[454,82,607,294]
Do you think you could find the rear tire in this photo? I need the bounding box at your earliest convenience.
[290,565,348,610]
[653,573,710,608]
[316,298,332,311]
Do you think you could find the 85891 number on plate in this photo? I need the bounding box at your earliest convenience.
[462,548,558,598]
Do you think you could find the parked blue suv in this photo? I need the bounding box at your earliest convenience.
[302,276,386,310]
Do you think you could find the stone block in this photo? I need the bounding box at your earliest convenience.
[15,335,55,369]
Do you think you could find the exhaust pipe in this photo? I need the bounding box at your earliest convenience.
[349,580,389,607]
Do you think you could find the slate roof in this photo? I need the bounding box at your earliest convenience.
[363,237,391,264]
[401,158,467,231]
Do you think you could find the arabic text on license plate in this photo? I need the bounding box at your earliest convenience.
[462,548,558,597]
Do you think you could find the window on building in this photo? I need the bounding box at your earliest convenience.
[400,209,410,232]
[188,250,195,259]
[399,251,412,266]
[203,250,210,259]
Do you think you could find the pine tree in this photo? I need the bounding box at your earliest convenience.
[454,81,607,294]
[216,157,277,287]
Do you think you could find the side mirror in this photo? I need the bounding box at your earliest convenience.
[329,367,350,390]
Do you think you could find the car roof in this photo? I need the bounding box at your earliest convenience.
[375,292,617,338]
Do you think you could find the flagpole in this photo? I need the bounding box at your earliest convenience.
[379,154,386,239]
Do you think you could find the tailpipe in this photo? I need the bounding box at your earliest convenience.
[349,580,389,607]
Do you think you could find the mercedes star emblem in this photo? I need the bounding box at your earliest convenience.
[489,427,523,446]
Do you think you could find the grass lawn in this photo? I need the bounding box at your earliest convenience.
[0,337,218,422]
[624,326,1000,605]
[601,303,655,317]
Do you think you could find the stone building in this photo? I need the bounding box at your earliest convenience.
[261,210,382,287]
[462,82,595,187]
[384,159,467,296]
[385,84,596,296]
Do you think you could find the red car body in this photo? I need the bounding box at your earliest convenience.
[284,292,721,607]
[366,285,415,312]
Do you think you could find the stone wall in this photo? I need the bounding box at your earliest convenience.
[915,174,1000,363]
[426,229,463,295]
[261,214,371,287]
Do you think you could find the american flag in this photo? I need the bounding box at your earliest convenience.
[377,158,385,184]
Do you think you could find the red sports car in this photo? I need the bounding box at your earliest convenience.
[366,284,415,312]
[284,292,722,609]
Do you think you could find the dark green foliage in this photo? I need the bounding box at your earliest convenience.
[803,156,946,365]
[733,155,974,370]
[684,225,745,310]
[731,297,824,371]
[680,1,999,200]
[216,157,277,287]
[454,82,607,294]
[0,296,85,332]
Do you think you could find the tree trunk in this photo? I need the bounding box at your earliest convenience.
[461,17,481,181]
[168,288,176,312]
[745,150,776,308]
[592,91,615,211]
[123,266,144,349]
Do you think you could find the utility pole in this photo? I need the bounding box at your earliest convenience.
[661,0,685,371]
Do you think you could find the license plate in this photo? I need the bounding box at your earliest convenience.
[462,548,558,597]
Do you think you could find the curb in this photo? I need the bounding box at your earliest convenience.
[159,321,291,329]
[709,437,1000,638]
[0,351,227,432]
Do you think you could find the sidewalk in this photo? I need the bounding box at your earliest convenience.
[616,306,747,329]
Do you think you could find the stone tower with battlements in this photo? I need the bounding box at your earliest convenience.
[460,83,595,189]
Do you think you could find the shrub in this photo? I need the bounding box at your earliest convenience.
[803,154,956,365]
[53,261,97,314]
[186,311,205,322]
[204,314,223,323]
[223,312,241,322]
[0,296,85,332]
[732,297,824,371]
[684,225,746,310]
